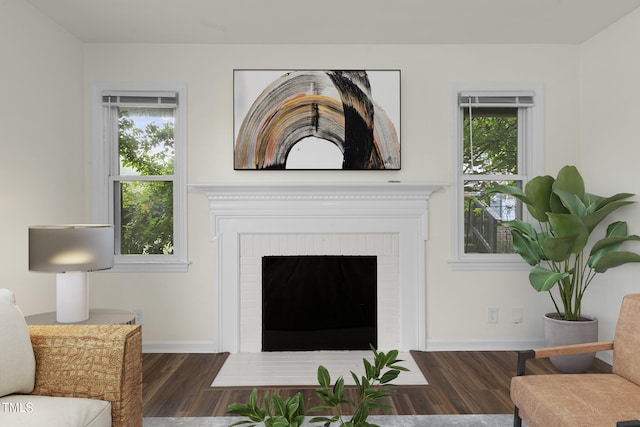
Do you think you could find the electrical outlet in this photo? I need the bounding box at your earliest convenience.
[512,306,523,324]
[134,308,144,325]
[487,307,499,323]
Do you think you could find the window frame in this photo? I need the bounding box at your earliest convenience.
[449,83,544,270]
[91,83,189,272]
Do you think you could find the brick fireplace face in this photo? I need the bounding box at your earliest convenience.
[239,233,398,352]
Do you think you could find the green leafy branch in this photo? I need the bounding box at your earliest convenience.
[228,390,305,427]
[227,346,409,427]
[309,346,409,427]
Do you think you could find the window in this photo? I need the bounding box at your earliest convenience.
[450,84,543,269]
[92,84,188,272]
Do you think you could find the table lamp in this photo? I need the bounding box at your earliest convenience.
[29,224,114,323]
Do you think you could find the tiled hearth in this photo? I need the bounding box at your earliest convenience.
[192,181,443,353]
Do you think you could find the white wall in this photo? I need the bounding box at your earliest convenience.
[83,43,579,351]
[579,8,640,345]
[11,0,637,353]
[0,0,84,313]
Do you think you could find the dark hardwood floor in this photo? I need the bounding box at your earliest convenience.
[142,351,612,418]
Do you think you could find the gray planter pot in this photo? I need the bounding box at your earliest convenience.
[543,313,598,373]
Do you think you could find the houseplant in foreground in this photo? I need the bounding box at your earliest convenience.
[227,346,408,427]
[488,165,640,371]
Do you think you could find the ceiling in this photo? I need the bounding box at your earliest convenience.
[24,0,640,45]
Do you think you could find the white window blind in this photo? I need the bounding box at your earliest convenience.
[101,92,178,108]
[459,91,535,108]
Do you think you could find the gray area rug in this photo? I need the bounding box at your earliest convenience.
[143,414,514,426]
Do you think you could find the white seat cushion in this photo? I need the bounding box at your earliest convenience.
[0,289,35,397]
[0,394,111,427]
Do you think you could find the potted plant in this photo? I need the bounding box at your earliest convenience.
[488,165,640,372]
[227,346,408,427]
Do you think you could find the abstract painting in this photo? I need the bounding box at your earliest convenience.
[234,69,400,170]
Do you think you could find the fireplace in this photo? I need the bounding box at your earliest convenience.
[262,255,377,351]
[192,181,442,353]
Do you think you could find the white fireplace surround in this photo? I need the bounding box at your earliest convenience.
[192,181,443,353]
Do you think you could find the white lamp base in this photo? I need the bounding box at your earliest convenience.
[56,272,89,323]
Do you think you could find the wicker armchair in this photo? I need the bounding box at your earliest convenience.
[26,324,143,427]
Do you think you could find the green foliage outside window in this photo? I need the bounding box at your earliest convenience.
[463,110,517,176]
[463,108,520,254]
[117,108,175,255]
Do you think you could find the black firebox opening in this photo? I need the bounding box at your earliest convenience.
[262,255,377,351]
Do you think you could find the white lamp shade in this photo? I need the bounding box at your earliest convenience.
[29,224,114,273]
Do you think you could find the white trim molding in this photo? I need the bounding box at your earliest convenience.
[426,338,545,352]
[191,181,444,353]
[449,83,544,270]
[142,340,217,353]
[91,82,189,272]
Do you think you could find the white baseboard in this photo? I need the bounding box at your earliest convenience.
[425,339,613,366]
[143,339,542,353]
[425,338,545,351]
[597,351,613,365]
[143,341,218,353]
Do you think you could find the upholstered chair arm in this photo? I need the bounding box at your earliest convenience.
[516,341,614,376]
[27,324,142,427]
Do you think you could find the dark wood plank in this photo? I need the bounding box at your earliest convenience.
[143,353,228,417]
[142,351,612,417]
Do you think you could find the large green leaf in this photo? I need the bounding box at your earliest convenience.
[606,220,629,237]
[286,396,301,417]
[380,370,400,384]
[583,192,605,213]
[588,236,638,268]
[553,189,587,218]
[553,165,585,201]
[529,266,570,292]
[309,416,339,424]
[592,251,640,273]
[272,394,286,416]
[486,184,529,201]
[541,235,577,262]
[502,219,538,240]
[549,189,569,214]
[249,387,258,409]
[229,420,259,427]
[317,365,331,388]
[485,185,535,225]
[511,229,543,265]
[594,192,635,211]
[383,349,400,367]
[351,405,369,426]
[271,418,289,427]
[523,175,555,221]
[587,221,640,272]
[582,200,635,232]
[588,221,638,268]
[333,377,345,397]
[547,213,589,254]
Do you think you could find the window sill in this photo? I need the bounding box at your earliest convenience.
[104,260,190,273]
[448,256,530,271]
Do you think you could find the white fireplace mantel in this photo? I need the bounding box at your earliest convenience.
[192,181,442,200]
[191,181,444,353]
